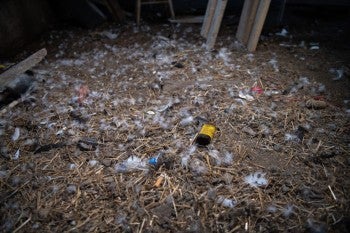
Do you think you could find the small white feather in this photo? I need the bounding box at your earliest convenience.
[217,196,236,208]
[12,128,20,141]
[282,204,294,217]
[284,133,299,142]
[67,184,77,194]
[209,150,221,165]
[180,116,193,126]
[68,163,76,170]
[13,149,20,160]
[244,172,268,188]
[222,151,234,165]
[89,160,98,167]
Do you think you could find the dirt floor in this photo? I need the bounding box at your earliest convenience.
[0,5,350,233]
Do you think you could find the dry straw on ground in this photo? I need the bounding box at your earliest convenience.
[0,21,349,232]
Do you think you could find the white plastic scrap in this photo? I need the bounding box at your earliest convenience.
[275,28,288,37]
[12,127,20,141]
[217,196,237,208]
[114,156,148,173]
[238,90,254,101]
[284,133,299,142]
[244,172,268,188]
[309,42,319,50]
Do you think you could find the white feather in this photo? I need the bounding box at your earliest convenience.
[284,133,299,142]
[180,116,193,126]
[222,151,234,165]
[12,128,20,141]
[13,149,20,160]
[209,150,221,165]
[89,160,98,167]
[283,204,294,217]
[217,196,236,208]
[244,172,268,188]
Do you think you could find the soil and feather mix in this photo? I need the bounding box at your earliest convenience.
[0,14,349,233]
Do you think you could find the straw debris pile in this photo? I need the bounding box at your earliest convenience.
[0,22,349,232]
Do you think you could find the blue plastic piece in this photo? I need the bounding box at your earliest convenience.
[148,157,158,165]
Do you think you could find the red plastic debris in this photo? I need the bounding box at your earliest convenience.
[251,86,264,94]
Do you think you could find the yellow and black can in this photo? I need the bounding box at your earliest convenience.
[195,123,216,146]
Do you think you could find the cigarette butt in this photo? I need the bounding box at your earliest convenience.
[154,175,164,188]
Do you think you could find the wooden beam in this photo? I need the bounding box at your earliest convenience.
[0,48,47,90]
[236,0,259,45]
[201,0,218,38]
[205,0,228,49]
[247,0,271,52]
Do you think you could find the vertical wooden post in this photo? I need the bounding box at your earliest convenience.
[136,0,141,25]
[205,0,228,49]
[236,0,260,45]
[247,0,271,51]
[277,0,286,24]
[201,0,218,38]
[104,0,125,22]
[168,0,175,20]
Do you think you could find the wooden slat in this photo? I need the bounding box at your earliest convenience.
[236,0,259,45]
[0,48,47,90]
[247,0,271,52]
[205,0,228,49]
[201,0,218,38]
